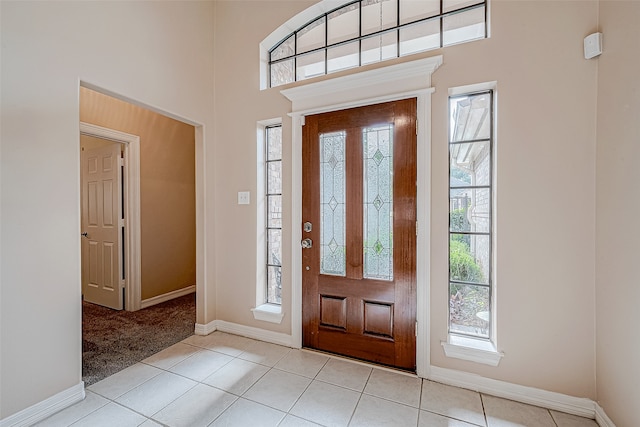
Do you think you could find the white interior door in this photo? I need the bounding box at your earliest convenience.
[81,141,123,310]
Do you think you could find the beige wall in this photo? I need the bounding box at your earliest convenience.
[80,87,196,300]
[212,0,314,335]
[2,0,637,422]
[596,2,640,426]
[429,0,598,398]
[0,0,214,418]
[212,0,598,398]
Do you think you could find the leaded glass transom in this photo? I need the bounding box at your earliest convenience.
[268,0,487,87]
[320,132,347,276]
[363,125,394,280]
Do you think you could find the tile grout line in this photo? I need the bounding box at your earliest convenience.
[480,392,489,427]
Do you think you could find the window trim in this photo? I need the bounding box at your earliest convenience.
[444,81,502,366]
[254,119,284,324]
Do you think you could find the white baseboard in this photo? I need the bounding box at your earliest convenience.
[194,319,217,336]
[215,320,293,347]
[140,285,195,309]
[194,319,293,347]
[0,382,85,427]
[429,366,596,419]
[595,403,617,427]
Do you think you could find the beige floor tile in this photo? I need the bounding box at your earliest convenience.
[183,332,254,357]
[550,410,599,427]
[315,358,372,391]
[87,363,162,400]
[274,349,329,378]
[142,342,201,370]
[237,340,291,367]
[483,395,556,427]
[69,402,147,427]
[203,358,269,395]
[421,381,486,426]
[364,368,422,408]
[350,394,419,427]
[115,371,196,417]
[209,398,285,427]
[419,410,480,427]
[168,349,233,381]
[290,380,361,427]
[243,369,312,412]
[34,391,109,427]
[152,383,237,427]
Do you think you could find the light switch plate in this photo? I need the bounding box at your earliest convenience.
[238,191,250,205]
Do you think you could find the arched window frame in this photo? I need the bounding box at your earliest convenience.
[261,0,488,89]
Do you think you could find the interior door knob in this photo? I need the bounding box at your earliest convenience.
[301,238,312,249]
[81,232,88,238]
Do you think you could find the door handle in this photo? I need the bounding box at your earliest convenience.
[81,232,88,238]
[301,238,312,249]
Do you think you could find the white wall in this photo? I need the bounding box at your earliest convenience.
[596,2,640,426]
[0,1,215,418]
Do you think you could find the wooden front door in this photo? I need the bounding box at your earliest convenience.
[302,98,417,370]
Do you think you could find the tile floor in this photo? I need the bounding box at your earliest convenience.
[37,332,599,427]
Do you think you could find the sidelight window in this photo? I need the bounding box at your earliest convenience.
[266,125,283,305]
[448,88,494,342]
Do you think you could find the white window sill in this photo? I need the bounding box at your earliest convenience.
[441,335,504,367]
[251,304,284,324]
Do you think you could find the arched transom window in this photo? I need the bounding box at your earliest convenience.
[268,0,487,87]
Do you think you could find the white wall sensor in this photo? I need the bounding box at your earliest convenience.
[584,32,603,59]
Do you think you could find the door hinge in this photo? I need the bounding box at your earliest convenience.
[416,119,419,135]
[416,221,418,236]
[119,218,125,228]
[415,321,418,337]
[118,157,124,167]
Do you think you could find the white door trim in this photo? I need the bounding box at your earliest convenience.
[80,122,142,311]
[281,56,442,378]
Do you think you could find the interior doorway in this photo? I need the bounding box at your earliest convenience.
[79,85,199,384]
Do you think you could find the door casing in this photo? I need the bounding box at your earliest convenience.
[80,122,142,311]
[282,56,442,378]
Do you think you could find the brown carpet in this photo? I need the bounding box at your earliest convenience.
[82,293,196,386]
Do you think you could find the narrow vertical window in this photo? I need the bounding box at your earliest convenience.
[448,90,493,341]
[319,131,346,276]
[363,124,394,281]
[266,125,283,304]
